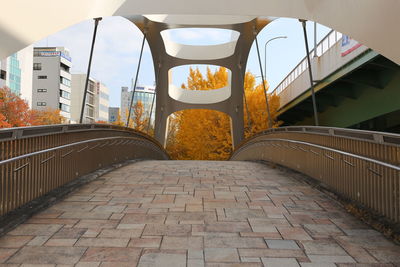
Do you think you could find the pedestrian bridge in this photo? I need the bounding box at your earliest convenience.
[0,124,399,265]
[1,0,400,265]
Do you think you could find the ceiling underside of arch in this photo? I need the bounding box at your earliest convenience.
[0,0,399,64]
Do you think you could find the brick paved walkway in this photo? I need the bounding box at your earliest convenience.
[0,160,399,266]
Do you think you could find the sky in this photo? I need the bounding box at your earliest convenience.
[34,16,331,108]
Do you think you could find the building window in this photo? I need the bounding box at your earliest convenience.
[37,89,47,92]
[37,102,47,106]
[33,63,42,70]
[59,89,70,100]
[38,75,47,79]
[59,103,70,113]
[60,76,71,87]
[0,70,6,80]
[60,62,70,72]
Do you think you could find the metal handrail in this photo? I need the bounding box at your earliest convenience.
[0,136,151,166]
[0,123,158,145]
[230,130,400,224]
[232,138,400,171]
[236,126,400,151]
[271,30,342,95]
[0,131,169,217]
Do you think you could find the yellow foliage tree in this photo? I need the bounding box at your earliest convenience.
[30,108,66,125]
[166,67,282,160]
[118,101,150,132]
[243,73,282,138]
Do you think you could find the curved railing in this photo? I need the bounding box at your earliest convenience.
[231,126,400,224]
[0,124,170,216]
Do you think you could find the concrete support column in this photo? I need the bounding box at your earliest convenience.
[229,67,245,148]
[129,16,270,149]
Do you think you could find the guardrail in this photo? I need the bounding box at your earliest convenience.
[272,30,342,96]
[231,126,400,224]
[0,124,169,217]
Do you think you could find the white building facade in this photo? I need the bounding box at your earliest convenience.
[32,47,72,120]
[71,73,109,123]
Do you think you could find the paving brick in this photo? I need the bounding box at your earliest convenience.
[138,251,186,267]
[161,236,203,249]
[204,236,266,248]
[121,214,166,224]
[261,257,300,267]
[128,237,162,248]
[98,229,142,238]
[301,240,348,256]
[26,236,51,246]
[204,248,239,262]
[7,247,86,264]
[0,236,33,248]
[143,224,191,236]
[0,248,18,263]
[45,238,77,246]
[75,238,129,247]
[81,247,141,263]
[74,220,118,229]
[8,224,62,236]
[266,239,300,250]
[277,227,312,241]
[53,228,87,239]
[307,255,355,263]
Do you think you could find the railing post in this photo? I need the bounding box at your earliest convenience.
[300,19,319,126]
[80,17,102,124]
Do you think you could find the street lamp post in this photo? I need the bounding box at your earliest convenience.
[264,36,287,79]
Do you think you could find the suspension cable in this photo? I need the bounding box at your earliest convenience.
[254,32,273,129]
[80,17,102,123]
[126,33,146,127]
[147,62,161,133]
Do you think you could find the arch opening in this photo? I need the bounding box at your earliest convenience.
[168,64,231,104]
[165,109,233,160]
[161,28,239,60]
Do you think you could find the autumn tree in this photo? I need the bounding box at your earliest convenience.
[166,67,282,160]
[132,101,149,132]
[111,112,125,127]
[167,67,232,160]
[30,108,65,125]
[0,87,32,127]
[0,87,65,128]
[243,73,282,138]
[121,101,150,132]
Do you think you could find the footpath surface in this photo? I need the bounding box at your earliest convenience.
[0,160,399,266]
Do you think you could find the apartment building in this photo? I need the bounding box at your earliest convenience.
[71,73,109,123]
[32,47,72,120]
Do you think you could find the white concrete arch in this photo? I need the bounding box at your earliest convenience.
[169,71,232,104]
[161,28,240,60]
[144,15,257,25]
[163,40,238,61]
